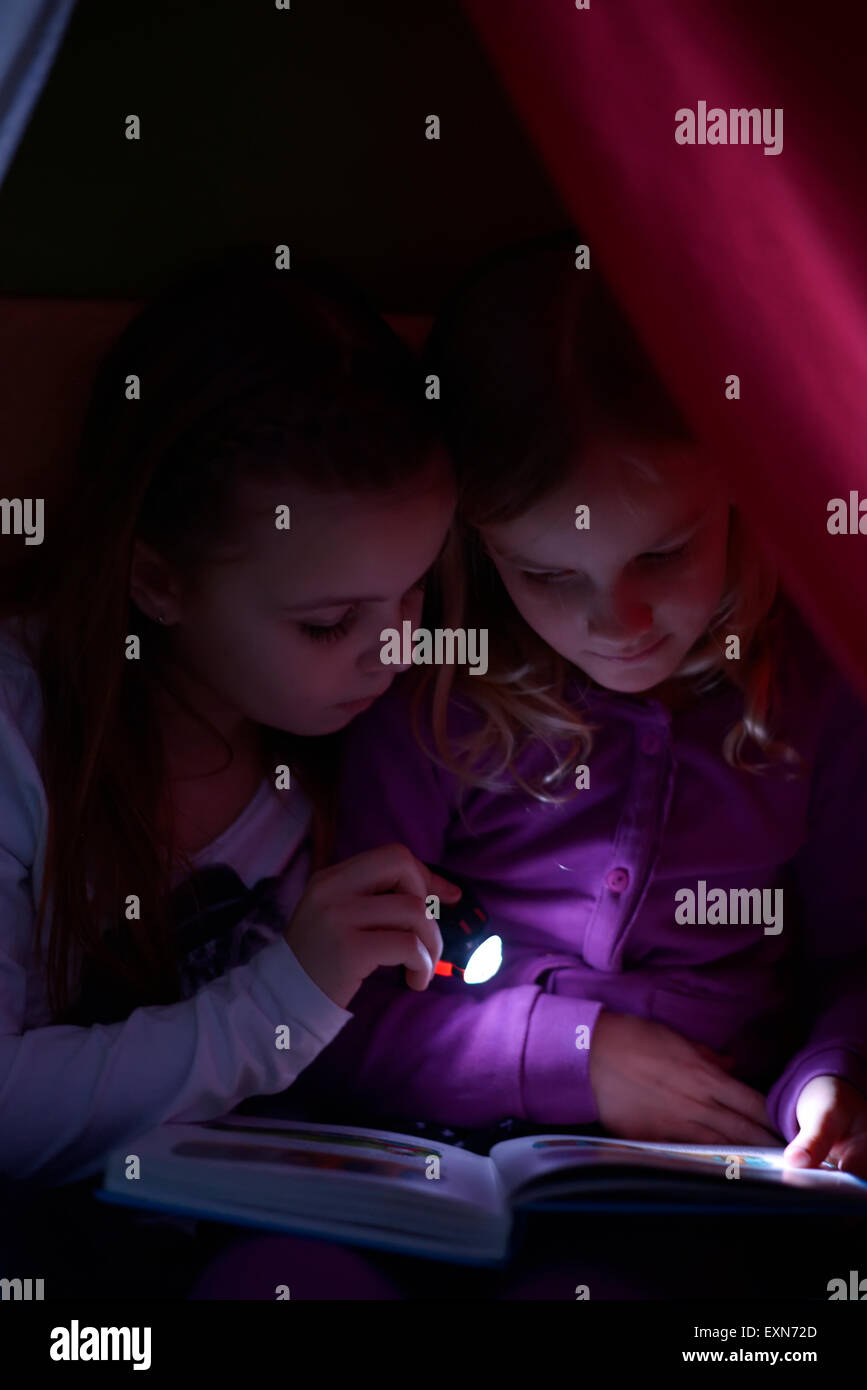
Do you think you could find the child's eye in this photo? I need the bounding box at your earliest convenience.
[298,577,424,643]
[641,542,689,566]
[521,569,577,586]
[299,609,358,643]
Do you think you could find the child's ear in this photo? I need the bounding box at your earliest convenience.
[129,538,182,624]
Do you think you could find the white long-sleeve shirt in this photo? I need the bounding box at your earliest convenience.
[0,615,352,1185]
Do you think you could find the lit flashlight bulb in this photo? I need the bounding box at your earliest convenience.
[425,864,503,985]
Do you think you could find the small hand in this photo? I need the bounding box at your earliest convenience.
[588,1012,778,1145]
[284,844,461,1008]
[783,1075,867,1180]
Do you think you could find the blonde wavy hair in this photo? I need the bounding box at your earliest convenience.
[411,233,805,803]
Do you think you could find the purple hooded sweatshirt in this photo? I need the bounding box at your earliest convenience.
[295,597,867,1144]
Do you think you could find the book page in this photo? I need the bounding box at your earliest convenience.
[489,1133,867,1205]
[186,1112,499,1191]
[102,1112,514,1262]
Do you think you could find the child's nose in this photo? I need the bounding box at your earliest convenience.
[588,596,654,641]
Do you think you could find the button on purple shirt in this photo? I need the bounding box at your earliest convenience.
[294,600,867,1144]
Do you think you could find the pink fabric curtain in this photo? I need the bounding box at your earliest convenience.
[462,0,867,701]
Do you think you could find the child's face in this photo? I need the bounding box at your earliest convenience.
[143,455,456,736]
[479,438,732,695]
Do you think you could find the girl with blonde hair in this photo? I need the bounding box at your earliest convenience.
[310,234,867,1179]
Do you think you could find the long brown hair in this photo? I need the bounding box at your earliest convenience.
[10,245,442,1022]
[415,232,803,800]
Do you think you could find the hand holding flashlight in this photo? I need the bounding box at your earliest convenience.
[284,843,461,1008]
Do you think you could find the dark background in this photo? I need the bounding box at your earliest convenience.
[0,0,567,308]
[1,0,862,308]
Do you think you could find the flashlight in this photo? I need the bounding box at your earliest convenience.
[425,864,503,984]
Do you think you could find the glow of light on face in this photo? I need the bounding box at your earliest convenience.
[463,935,503,984]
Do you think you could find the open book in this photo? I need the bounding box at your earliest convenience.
[97,1113,867,1265]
